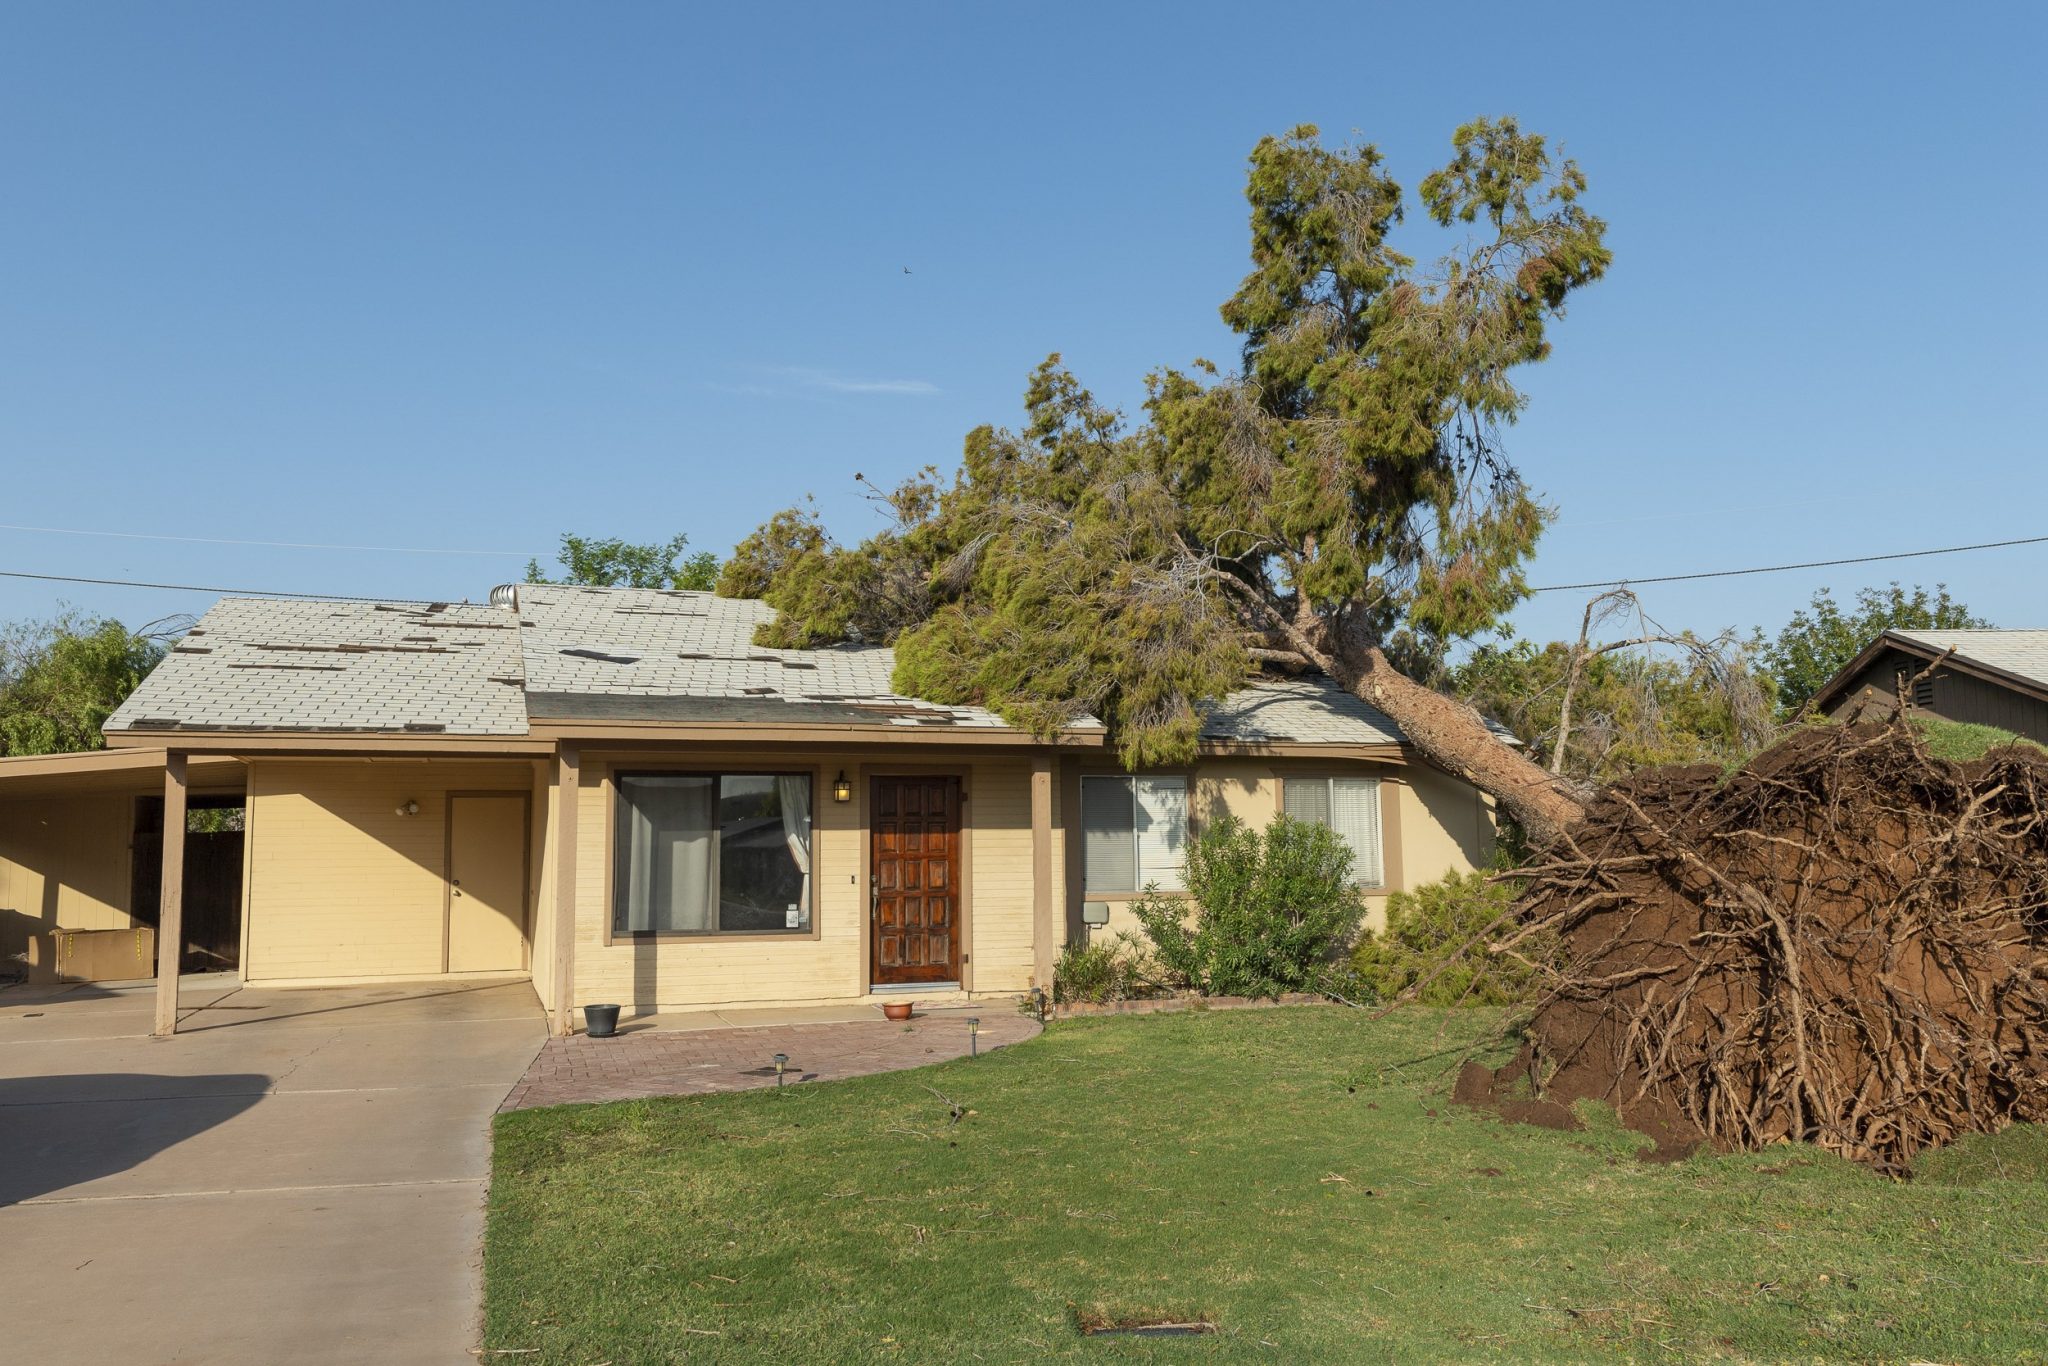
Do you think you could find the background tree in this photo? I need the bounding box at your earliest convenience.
[526,533,719,590]
[1763,582,1989,716]
[726,120,1610,842]
[1455,634,1774,781]
[0,611,177,756]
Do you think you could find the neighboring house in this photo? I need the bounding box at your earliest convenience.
[0,586,1504,1034]
[1811,628,2048,744]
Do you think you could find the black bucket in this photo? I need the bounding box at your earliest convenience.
[582,1003,622,1038]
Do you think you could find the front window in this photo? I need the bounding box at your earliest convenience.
[1081,775,1188,893]
[614,772,813,934]
[1283,776,1383,886]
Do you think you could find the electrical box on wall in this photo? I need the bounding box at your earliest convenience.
[1081,903,1110,926]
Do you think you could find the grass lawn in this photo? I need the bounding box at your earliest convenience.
[486,1007,2047,1362]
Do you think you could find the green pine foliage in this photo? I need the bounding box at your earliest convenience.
[1131,814,1364,998]
[721,121,1610,775]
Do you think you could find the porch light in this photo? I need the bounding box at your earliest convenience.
[967,1017,981,1058]
[395,800,420,818]
[832,771,852,803]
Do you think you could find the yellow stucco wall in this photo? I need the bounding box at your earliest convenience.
[0,792,137,960]
[1075,757,1499,940]
[568,752,1051,1011]
[243,758,537,984]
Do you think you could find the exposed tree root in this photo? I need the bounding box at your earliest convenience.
[1460,719,2048,1176]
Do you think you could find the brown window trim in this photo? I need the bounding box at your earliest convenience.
[605,766,823,942]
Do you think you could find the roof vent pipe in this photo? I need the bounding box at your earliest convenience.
[488,583,519,610]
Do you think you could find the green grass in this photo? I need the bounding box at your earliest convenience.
[486,1008,2048,1363]
[1911,713,2047,762]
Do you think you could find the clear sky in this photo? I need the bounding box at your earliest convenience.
[3,2,2043,650]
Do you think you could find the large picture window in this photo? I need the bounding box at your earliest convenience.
[614,772,813,935]
[1283,776,1383,887]
[1081,775,1188,894]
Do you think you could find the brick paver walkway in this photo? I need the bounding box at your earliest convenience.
[500,1007,1041,1110]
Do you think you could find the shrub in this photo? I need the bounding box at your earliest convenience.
[1052,932,1158,1005]
[1131,813,1364,998]
[1350,867,1547,1007]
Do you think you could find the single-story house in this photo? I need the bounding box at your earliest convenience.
[0,585,1504,1036]
[1811,628,2048,744]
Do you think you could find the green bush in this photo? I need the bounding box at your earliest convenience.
[1350,868,1547,1007]
[1052,931,1159,1005]
[1131,813,1364,999]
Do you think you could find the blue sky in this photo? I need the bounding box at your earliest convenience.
[3,2,2043,650]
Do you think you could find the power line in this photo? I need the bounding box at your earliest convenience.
[1530,532,2048,594]
[0,568,425,603]
[0,522,535,558]
[4,527,2044,607]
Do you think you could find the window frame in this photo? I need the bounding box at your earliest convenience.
[1079,772,1191,898]
[606,767,821,942]
[1280,773,1388,891]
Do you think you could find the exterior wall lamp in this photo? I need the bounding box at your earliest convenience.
[832,772,852,803]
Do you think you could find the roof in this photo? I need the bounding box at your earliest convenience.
[104,584,1481,752]
[1199,676,1405,746]
[513,587,1028,729]
[1813,628,2048,711]
[106,599,528,736]
[1890,629,2048,690]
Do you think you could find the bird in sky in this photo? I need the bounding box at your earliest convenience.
[903,266,912,274]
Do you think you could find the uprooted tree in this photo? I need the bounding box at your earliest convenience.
[1459,717,2048,1176]
[721,121,2048,1171]
[722,118,1609,847]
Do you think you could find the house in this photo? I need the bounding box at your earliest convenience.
[0,585,1503,1036]
[1810,628,2048,744]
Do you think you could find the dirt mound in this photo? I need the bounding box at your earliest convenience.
[1466,721,2048,1176]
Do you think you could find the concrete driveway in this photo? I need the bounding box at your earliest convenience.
[0,974,545,1365]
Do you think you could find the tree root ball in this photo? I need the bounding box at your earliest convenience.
[1464,720,2048,1176]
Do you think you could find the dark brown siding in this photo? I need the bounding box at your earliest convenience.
[1823,648,2048,744]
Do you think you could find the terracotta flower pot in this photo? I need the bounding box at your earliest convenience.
[882,1001,914,1022]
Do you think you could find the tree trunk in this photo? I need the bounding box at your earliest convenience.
[1336,646,1587,847]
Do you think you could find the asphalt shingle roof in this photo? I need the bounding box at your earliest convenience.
[105,585,1465,750]
[1889,629,2048,690]
[106,598,527,735]
[1199,676,1405,746]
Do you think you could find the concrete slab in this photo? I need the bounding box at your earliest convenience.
[0,1180,490,1366]
[0,976,544,1363]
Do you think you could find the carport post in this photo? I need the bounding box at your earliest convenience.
[1031,752,1054,991]
[550,743,579,1037]
[152,752,188,1038]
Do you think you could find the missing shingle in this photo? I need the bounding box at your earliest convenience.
[172,645,214,654]
[676,651,713,660]
[781,660,817,670]
[742,686,778,696]
[560,647,641,664]
[227,662,350,672]
[403,722,446,733]
[127,717,183,729]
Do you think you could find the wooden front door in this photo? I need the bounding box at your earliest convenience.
[870,776,962,985]
[446,794,529,973]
